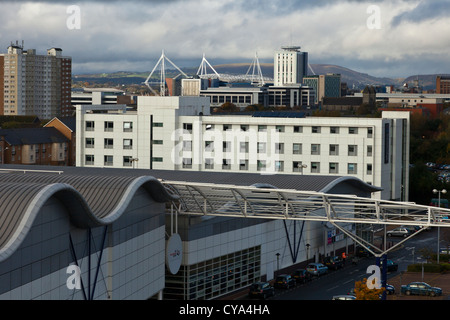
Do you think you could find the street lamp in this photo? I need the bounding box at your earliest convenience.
[432,188,446,264]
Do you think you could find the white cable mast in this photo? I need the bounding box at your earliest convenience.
[145,50,190,96]
[196,53,220,79]
[245,52,265,86]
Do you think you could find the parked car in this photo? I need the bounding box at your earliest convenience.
[385,284,395,295]
[355,246,371,258]
[401,282,442,297]
[387,227,411,237]
[380,259,398,272]
[323,256,344,270]
[306,263,328,276]
[274,274,296,289]
[291,269,311,284]
[248,282,275,299]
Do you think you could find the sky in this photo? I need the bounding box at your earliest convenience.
[1,0,449,78]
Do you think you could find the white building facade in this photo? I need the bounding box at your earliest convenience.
[76,96,410,201]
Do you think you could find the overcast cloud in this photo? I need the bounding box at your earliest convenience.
[0,0,449,78]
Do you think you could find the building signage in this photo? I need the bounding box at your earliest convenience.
[166,233,182,275]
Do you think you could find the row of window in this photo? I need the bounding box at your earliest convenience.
[201,124,373,136]
[85,121,133,132]
[85,120,374,137]
[85,155,137,166]
[85,138,133,149]
[180,158,372,175]
[185,141,373,157]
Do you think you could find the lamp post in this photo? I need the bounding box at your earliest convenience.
[432,188,446,264]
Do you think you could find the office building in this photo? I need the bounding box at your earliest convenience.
[0,42,72,118]
[303,74,341,104]
[0,165,380,300]
[75,96,410,201]
[274,46,308,86]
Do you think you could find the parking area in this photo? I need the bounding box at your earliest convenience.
[386,272,450,300]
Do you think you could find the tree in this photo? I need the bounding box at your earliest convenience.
[214,102,239,113]
[354,278,385,300]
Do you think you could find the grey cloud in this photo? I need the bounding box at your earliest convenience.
[391,0,450,26]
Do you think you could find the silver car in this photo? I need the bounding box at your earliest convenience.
[306,263,328,276]
[387,227,410,237]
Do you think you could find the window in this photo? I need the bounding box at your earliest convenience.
[104,121,114,132]
[223,124,232,131]
[183,141,192,152]
[205,141,214,152]
[85,138,95,148]
[85,121,94,131]
[330,127,339,134]
[240,125,249,132]
[183,123,193,133]
[348,163,357,174]
[258,125,267,132]
[222,159,231,170]
[275,125,285,133]
[152,140,163,145]
[348,145,358,156]
[182,158,192,169]
[85,155,94,165]
[311,144,320,155]
[293,161,305,172]
[152,122,163,127]
[104,138,113,149]
[239,160,248,170]
[123,139,133,150]
[312,126,321,133]
[104,155,113,166]
[275,161,284,172]
[329,163,339,174]
[349,127,358,134]
[329,144,339,156]
[223,141,231,152]
[152,157,163,162]
[293,143,302,155]
[123,122,133,132]
[205,124,214,131]
[367,127,373,138]
[240,142,249,153]
[311,162,320,173]
[123,156,133,167]
[367,145,373,157]
[293,126,303,133]
[275,143,284,154]
[205,158,214,169]
[257,160,266,171]
[257,142,266,154]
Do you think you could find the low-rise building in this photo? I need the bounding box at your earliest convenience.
[0,127,69,165]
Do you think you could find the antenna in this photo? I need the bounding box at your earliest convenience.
[144,50,190,96]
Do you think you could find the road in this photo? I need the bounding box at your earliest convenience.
[271,227,442,300]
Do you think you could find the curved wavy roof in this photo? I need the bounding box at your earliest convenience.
[0,172,177,262]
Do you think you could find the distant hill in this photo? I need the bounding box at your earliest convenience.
[73,63,442,90]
